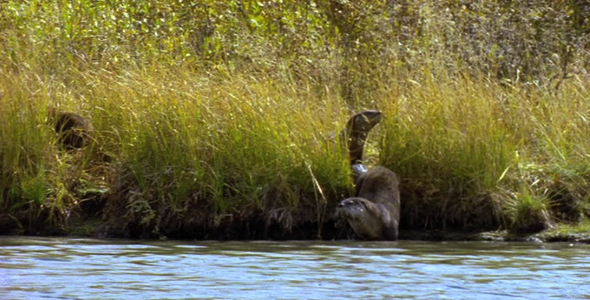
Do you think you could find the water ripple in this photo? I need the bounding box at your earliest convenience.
[1,237,590,299]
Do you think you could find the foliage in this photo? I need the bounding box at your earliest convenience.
[1,0,590,238]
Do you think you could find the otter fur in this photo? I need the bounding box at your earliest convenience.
[340,110,382,166]
[339,110,382,181]
[337,110,401,241]
[48,108,93,150]
[338,166,401,240]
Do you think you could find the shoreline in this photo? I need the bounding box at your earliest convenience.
[2,1,590,245]
[2,204,589,243]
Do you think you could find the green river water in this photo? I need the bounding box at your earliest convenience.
[1,237,589,299]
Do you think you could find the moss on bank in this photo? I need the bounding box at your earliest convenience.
[1,0,590,240]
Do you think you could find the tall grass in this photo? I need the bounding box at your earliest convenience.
[1,0,590,238]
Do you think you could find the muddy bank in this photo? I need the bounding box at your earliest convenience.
[3,217,589,244]
[0,188,345,240]
[400,229,590,244]
[2,192,588,243]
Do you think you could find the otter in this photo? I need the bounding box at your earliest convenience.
[340,110,382,166]
[339,109,382,181]
[337,110,401,241]
[48,108,93,150]
[338,166,401,240]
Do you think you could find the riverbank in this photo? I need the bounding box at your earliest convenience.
[1,1,590,241]
[4,203,590,243]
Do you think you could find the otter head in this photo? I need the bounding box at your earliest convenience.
[337,197,371,220]
[47,108,93,150]
[346,110,382,136]
[337,197,391,240]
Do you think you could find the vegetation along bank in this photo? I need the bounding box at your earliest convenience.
[1,0,590,242]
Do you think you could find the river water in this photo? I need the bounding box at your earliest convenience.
[1,237,589,300]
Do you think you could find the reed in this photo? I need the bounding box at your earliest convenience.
[1,0,589,238]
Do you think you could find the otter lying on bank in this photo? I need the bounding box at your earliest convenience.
[48,108,93,150]
[337,110,401,240]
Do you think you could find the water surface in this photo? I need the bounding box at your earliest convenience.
[1,237,589,299]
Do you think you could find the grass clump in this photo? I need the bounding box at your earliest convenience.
[80,70,352,238]
[504,187,552,234]
[1,0,590,239]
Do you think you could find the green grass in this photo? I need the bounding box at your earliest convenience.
[1,0,590,238]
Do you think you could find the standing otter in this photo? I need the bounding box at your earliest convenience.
[339,109,382,181]
[340,109,382,165]
[47,108,93,150]
[337,110,401,240]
